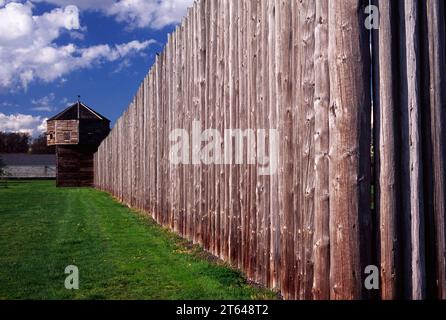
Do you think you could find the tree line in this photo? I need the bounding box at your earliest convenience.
[0,132,55,154]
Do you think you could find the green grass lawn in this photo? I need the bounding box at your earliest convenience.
[0,180,276,300]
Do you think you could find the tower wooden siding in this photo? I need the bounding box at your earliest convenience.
[47,120,79,145]
[47,102,110,187]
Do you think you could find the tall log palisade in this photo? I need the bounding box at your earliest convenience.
[95,0,446,300]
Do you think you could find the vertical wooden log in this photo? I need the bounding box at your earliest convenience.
[313,0,331,301]
[150,69,156,218]
[277,0,295,300]
[255,0,264,284]
[400,0,426,300]
[234,0,243,270]
[205,0,215,253]
[299,0,316,299]
[292,0,303,299]
[130,100,135,207]
[228,0,238,266]
[267,0,280,291]
[185,10,193,241]
[144,75,150,215]
[197,0,207,247]
[222,0,230,262]
[328,0,371,300]
[423,0,446,299]
[373,0,400,300]
[246,0,257,280]
[179,19,186,238]
[215,0,224,259]
[259,0,271,287]
[171,32,178,231]
[238,0,248,273]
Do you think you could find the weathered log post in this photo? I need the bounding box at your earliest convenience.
[328,0,372,300]
[313,0,331,300]
[372,0,401,300]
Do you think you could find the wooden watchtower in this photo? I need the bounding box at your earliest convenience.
[47,100,110,187]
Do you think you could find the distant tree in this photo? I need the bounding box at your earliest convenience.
[0,156,8,187]
[0,132,30,153]
[0,156,5,177]
[29,134,55,154]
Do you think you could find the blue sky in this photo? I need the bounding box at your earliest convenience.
[0,0,193,136]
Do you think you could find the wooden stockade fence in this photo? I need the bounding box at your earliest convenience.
[372,0,446,300]
[94,0,446,300]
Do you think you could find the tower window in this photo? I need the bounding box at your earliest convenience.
[63,132,71,142]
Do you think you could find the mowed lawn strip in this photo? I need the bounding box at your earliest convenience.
[0,181,276,300]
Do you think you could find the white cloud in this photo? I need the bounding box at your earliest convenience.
[0,112,47,136]
[0,3,33,42]
[112,58,132,74]
[0,2,155,90]
[33,0,193,29]
[1,101,15,107]
[69,30,85,40]
[31,93,56,112]
[59,97,71,105]
[107,0,193,29]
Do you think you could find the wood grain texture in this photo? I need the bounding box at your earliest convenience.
[327,0,371,300]
[408,0,426,300]
[313,0,330,301]
[373,0,400,300]
[424,0,446,299]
